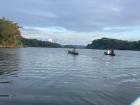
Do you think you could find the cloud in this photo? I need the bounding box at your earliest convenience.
[0,0,140,44]
[13,8,59,19]
[21,26,95,45]
[1,0,140,31]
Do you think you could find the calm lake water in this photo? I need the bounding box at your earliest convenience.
[0,48,140,105]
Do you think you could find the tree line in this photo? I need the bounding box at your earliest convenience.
[86,38,140,50]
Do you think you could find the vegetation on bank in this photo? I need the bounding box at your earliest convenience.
[21,38,62,48]
[21,38,85,48]
[0,18,22,47]
[86,38,140,50]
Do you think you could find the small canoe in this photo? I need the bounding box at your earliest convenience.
[104,52,115,56]
[68,50,79,55]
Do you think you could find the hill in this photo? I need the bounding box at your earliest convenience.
[86,38,140,50]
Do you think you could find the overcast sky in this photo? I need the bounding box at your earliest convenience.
[0,0,140,45]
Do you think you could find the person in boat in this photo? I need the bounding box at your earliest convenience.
[68,48,79,55]
[110,48,114,54]
[107,49,111,54]
[107,48,114,55]
[72,48,76,53]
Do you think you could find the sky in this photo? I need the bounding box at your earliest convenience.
[0,0,140,45]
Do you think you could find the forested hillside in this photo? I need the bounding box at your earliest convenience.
[86,38,140,50]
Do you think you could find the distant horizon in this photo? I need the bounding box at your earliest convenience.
[1,0,140,45]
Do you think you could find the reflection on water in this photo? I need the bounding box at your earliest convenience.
[0,49,20,99]
[0,81,11,84]
[0,48,140,105]
[0,95,9,97]
[0,49,19,75]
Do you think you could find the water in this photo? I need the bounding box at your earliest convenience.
[0,48,140,105]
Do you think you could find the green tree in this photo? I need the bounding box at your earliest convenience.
[0,18,22,47]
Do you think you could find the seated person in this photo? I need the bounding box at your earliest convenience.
[110,49,114,54]
[107,49,114,55]
[107,49,111,54]
[72,48,76,53]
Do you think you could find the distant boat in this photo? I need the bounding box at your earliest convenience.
[68,50,79,55]
[104,52,115,56]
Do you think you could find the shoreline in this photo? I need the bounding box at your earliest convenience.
[0,45,23,48]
